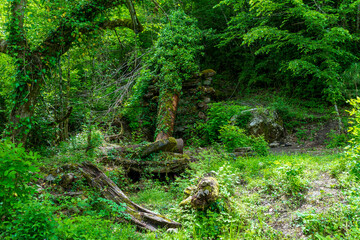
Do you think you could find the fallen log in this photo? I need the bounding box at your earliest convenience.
[79,161,181,231]
[99,137,183,158]
[100,152,190,177]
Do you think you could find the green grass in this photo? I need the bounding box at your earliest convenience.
[5,143,360,240]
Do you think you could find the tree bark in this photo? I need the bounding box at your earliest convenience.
[100,137,183,158]
[100,153,190,176]
[155,91,180,141]
[79,161,181,231]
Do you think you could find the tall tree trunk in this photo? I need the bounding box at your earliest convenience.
[9,55,46,143]
[155,91,179,141]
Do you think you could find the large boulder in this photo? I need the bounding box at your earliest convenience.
[232,108,286,143]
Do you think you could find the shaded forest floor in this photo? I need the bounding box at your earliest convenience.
[26,143,360,240]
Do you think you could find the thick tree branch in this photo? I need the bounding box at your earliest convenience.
[36,0,142,58]
[36,0,119,57]
[8,0,28,56]
[47,106,73,127]
[125,0,144,33]
[0,39,7,54]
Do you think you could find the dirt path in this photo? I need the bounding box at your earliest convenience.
[267,172,343,239]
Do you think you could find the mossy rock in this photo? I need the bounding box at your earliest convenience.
[247,108,286,143]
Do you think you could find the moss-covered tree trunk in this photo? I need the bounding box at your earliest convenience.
[155,91,180,141]
[79,161,181,231]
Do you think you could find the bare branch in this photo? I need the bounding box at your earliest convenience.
[0,39,7,54]
[151,0,170,24]
[98,18,143,32]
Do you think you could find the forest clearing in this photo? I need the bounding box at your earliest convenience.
[2,0,360,239]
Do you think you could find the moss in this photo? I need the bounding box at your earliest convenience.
[200,69,216,78]
[163,137,177,151]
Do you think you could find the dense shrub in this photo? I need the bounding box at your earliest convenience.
[219,124,269,156]
[2,201,57,240]
[346,97,360,179]
[0,140,39,216]
[56,215,138,240]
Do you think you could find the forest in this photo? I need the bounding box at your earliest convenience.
[2,0,360,239]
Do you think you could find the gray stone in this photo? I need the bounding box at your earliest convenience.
[203,97,211,103]
[232,108,286,143]
[59,173,75,189]
[166,228,179,233]
[203,79,212,85]
[269,142,280,148]
[45,174,55,182]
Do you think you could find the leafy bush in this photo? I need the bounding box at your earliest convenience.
[346,97,360,179]
[2,200,57,240]
[325,130,348,149]
[204,102,249,143]
[56,215,138,240]
[219,125,249,151]
[219,124,269,156]
[263,161,309,197]
[0,140,39,216]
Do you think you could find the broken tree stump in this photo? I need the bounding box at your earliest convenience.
[79,161,181,231]
[180,176,219,210]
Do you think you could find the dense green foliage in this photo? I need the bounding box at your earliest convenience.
[217,0,359,101]
[2,0,360,239]
[0,140,39,215]
[124,9,203,137]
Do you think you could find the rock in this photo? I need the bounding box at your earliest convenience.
[197,102,206,108]
[175,138,184,154]
[203,97,211,103]
[179,177,219,210]
[59,173,75,189]
[166,228,179,233]
[184,186,195,197]
[233,147,255,157]
[200,69,216,78]
[45,174,55,182]
[175,126,185,133]
[234,147,252,153]
[198,112,206,119]
[203,79,212,86]
[36,184,43,192]
[191,177,219,210]
[233,108,286,143]
[269,142,280,148]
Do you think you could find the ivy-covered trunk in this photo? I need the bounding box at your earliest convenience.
[155,91,180,141]
[8,55,46,143]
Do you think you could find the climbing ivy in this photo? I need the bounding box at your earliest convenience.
[124,9,203,138]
